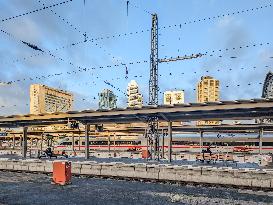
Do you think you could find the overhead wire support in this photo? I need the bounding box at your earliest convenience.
[159,53,203,63]
[149,13,159,106]
[148,14,160,160]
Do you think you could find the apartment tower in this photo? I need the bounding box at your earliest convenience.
[163,90,184,105]
[30,84,73,114]
[197,76,220,125]
[127,80,143,108]
[98,89,117,109]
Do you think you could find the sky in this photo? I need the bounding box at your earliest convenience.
[0,0,272,116]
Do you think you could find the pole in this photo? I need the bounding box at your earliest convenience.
[108,131,110,153]
[13,134,15,149]
[168,121,172,163]
[153,133,156,160]
[85,124,90,159]
[19,135,22,147]
[200,131,203,153]
[149,13,159,105]
[143,128,149,160]
[259,128,263,155]
[113,133,116,156]
[78,129,81,151]
[72,132,75,152]
[156,127,160,161]
[22,127,28,158]
[162,129,165,159]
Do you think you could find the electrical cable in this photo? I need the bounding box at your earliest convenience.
[3,2,271,66]
[0,0,73,23]
[127,0,153,16]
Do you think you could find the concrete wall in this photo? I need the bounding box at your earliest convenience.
[0,159,272,189]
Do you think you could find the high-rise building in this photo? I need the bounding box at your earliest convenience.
[30,84,73,114]
[163,91,184,105]
[197,76,220,103]
[262,71,273,98]
[98,89,117,109]
[197,76,220,125]
[127,80,143,108]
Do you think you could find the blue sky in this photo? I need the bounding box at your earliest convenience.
[0,0,272,115]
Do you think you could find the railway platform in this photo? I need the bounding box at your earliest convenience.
[0,157,273,189]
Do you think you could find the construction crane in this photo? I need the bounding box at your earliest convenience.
[147,13,204,160]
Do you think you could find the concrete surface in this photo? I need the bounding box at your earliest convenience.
[0,171,273,205]
[0,158,273,189]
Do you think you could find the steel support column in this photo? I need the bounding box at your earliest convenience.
[149,13,159,105]
[200,131,203,152]
[12,134,15,149]
[168,121,172,163]
[85,124,90,159]
[108,131,111,153]
[113,133,116,155]
[162,129,165,159]
[259,128,263,154]
[78,131,81,151]
[22,127,28,158]
[72,132,75,152]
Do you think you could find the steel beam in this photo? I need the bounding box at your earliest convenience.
[40,133,43,152]
[259,128,263,154]
[200,131,203,152]
[12,134,15,149]
[168,121,172,163]
[22,127,28,158]
[162,129,165,158]
[72,132,75,152]
[85,124,90,159]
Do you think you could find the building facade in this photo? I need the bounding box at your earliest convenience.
[30,84,73,114]
[127,80,143,108]
[163,90,184,105]
[262,71,273,98]
[197,76,220,125]
[197,76,220,103]
[98,89,117,110]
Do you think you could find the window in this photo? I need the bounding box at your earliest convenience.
[61,141,72,145]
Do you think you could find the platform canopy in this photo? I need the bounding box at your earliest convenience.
[0,98,273,128]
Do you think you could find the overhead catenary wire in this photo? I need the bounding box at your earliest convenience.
[0,57,149,84]
[3,2,271,66]
[1,39,272,85]
[37,0,86,38]
[162,41,272,61]
[0,26,136,85]
[35,0,129,78]
[0,2,270,110]
[126,0,153,16]
[159,4,272,30]
[0,0,73,23]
